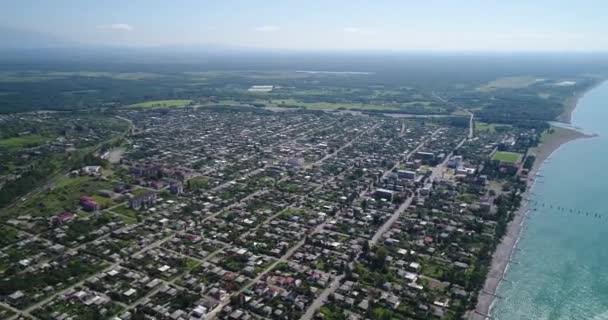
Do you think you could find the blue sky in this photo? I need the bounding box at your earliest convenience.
[2,0,608,51]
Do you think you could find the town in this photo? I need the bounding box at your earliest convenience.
[0,106,537,320]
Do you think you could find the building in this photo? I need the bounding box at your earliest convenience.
[82,166,102,176]
[375,188,394,201]
[50,211,75,225]
[129,192,157,210]
[286,156,305,168]
[80,195,100,211]
[415,152,435,161]
[397,170,416,180]
[170,181,184,195]
[248,85,274,93]
[447,156,463,169]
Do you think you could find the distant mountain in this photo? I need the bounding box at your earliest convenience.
[0,26,77,49]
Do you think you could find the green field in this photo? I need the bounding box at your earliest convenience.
[128,99,193,109]
[108,204,139,224]
[478,76,539,92]
[492,151,522,163]
[0,134,51,148]
[475,122,510,133]
[3,176,115,218]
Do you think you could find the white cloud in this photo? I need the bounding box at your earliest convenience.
[254,25,280,32]
[343,27,376,35]
[97,24,134,32]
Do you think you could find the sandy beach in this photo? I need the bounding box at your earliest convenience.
[469,112,596,319]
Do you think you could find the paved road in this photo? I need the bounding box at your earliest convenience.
[370,196,413,245]
[431,91,474,140]
[300,274,344,320]
[306,124,380,169]
[300,128,444,320]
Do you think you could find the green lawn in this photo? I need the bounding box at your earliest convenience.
[128,99,193,109]
[493,151,522,163]
[0,134,51,148]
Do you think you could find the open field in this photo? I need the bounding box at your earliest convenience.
[0,134,51,148]
[128,99,194,108]
[492,151,522,163]
[3,176,115,218]
[478,76,540,92]
[475,122,510,133]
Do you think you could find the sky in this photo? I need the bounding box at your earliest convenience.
[2,0,608,51]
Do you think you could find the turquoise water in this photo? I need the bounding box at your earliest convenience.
[491,81,608,320]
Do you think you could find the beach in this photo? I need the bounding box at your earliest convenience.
[469,87,599,319]
[469,126,590,320]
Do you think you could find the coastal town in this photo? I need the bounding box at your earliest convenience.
[0,105,545,320]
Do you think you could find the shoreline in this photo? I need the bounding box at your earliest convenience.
[471,128,591,319]
[470,89,600,320]
[558,80,604,124]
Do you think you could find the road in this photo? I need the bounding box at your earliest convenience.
[299,126,471,320]
[431,91,474,139]
[300,274,344,320]
[306,124,380,169]
[300,127,444,320]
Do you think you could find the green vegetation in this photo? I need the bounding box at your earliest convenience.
[0,305,15,319]
[0,134,52,149]
[258,98,392,110]
[279,207,305,220]
[320,305,347,320]
[0,71,162,83]
[187,177,210,191]
[3,176,114,218]
[492,151,522,163]
[109,204,140,224]
[0,226,19,247]
[35,298,123,320]
[475,122,508,133]
[477,76,539,92]
[128,99,193,108]
[0,255,107,308]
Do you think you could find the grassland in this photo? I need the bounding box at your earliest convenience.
[127,99,193,109]
[3,176,115,218]
[475,122,510,133]
[0,134,52,149]
[478,76,540,92]
[492,151,522,163]
[108,204,140,224]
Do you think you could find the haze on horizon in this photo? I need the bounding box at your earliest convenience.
[2,0,608,52]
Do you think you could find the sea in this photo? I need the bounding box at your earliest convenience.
[491,81,608,319]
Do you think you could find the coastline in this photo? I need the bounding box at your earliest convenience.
[558,80,603,124]
[470,128,591,320]
[470,91,599,320]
